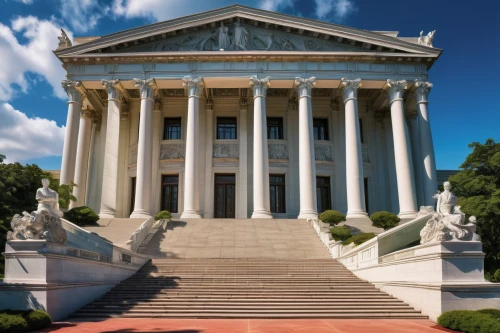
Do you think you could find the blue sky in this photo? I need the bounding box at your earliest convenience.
[0,0,498,170]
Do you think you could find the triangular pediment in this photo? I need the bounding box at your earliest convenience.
[55,5,441,57]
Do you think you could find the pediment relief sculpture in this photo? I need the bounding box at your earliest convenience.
[109,23,369,53]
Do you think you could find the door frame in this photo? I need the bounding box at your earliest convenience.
[213,173,236,218]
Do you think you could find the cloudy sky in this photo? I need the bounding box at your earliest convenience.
[0,0,498,170]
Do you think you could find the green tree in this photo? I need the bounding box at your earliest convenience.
[0,157,54,276]
[448,139,500,277]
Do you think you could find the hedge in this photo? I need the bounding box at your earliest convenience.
[0,309,52,332]
[437,310,500,333]
[64,206,99,226]
[370,211,400,230]
[155,210,172,221]
[343,232,376,246]
[319,210,346,226]
[330,226,352,242]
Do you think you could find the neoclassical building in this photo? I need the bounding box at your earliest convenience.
[55,5,441,220]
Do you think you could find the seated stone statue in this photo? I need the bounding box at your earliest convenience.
[7,179,67,244]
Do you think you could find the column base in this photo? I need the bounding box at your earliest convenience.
[398,211,418,219]
[298,211,318,219]
[130,210,152,219]
[347,211,369,219]
[180,211,202,219]
[251,211,273,219]
[98,211,115,219]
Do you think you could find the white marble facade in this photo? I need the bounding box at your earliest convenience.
[55,5,441,220]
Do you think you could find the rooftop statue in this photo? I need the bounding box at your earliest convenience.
[7,178,67,244]
[57,29,72,49]
[420,181,480,244]
[418,30,435,48]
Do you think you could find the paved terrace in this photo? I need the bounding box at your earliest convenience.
[140,219,332,259]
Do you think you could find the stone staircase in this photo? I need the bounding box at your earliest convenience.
[72,258,427,318]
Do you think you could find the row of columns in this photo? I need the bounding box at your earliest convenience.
[60,76,436,220]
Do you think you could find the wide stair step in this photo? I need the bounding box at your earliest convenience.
[71,258,426,319]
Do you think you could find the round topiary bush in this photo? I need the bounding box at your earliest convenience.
[370,211,400,230]
[319,210,346,226]
[330,226,352,242]
[155,210,172,221]
[343,232,376,246]
[477,308,500,319]
[437,310,500,333]
[64,206,99,226]
[24,310,52,330]
[0,313,29,332]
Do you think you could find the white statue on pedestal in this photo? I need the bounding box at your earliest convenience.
[7,179,67,244]
[420,181,480,244]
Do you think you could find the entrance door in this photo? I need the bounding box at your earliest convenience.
[316,176,331,213]
[214,174,236,218]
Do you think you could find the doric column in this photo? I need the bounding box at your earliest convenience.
[406,109,424,207]
[415,81,437,206]
[385,80,418,217]
[130,78,156,218]
[99,79,121,218]
[250,76,272,218]
[238,96,249,218]
[180,77,203,219]
[60,80,84,185]
[341,78,368,218]
[295,77,318,219]
[203,97,214,218]
[71,107,93,208]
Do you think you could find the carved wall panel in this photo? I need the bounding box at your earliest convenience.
[160,143,185,159]
[129,145,138,165]
[362,145,370,163]
[268,143,289,160]
[213,88,239,97]
[213,143,239,158]
[314,144,333,161]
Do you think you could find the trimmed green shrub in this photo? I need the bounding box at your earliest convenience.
[370,211,400,230]
[64,206,99,226]
[477,308,500,319]
[330,226,352,242]
[0,313,29,333]
[438,310,500,333]
[343,232,376,246]
[155,210,172,221]
[24,310,52,330]
[319,210,346,226]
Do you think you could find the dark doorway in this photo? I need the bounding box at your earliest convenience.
[161,175,179,213]
[270,174,286,213]
[364,177,369,214]
[130,177,136,215]
[214,174,236,218]
[316,176,331,213]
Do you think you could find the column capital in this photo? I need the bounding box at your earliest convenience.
[249,76,270,98]
[80,107,93,119]
[133,78,156,100]
[120,101,129,120]
[288,95,298,111]
[62,80,84,104]
[239,97,248,111]
[101,79,121,101]
[182,77,203,98]
[294,77,316,98]
[154,94,162,111]
[340,78,362,103]
[384,79,407,104]
[414,80,433,104]
[204,96,214,111]
[405,108,418,120]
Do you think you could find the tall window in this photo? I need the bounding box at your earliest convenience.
[163,118,181,140]
[267,117,284,140]
[217,117,237,139]
[270,174,286,213]
[364,177,369,214]
[161,175,179,213]
[313,118,329,140]
[359,118,364,143]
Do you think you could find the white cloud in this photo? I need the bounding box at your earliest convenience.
[0,103,65,163]
[0,16,68,101]
[314,0,357,21]
[112,0,203,21]
[59,0,108,33]
[15,0,34,4]
[258,0,295,12]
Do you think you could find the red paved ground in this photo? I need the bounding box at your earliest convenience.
[41,318,458,333]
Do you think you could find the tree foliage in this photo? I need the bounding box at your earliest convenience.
[448,139,500,276]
